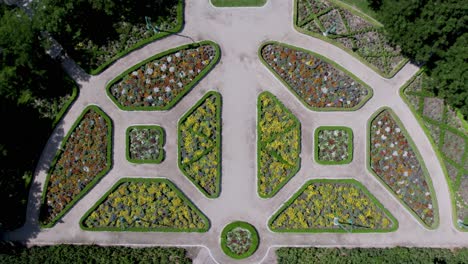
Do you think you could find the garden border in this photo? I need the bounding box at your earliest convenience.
[51,82,79,128]
[177,91,222,198]
[314,126,354,165]
[258,41,373,111]
[257,91,302,198]
[292,0,408,78]
[40,105,113,228]
[367,106,439,229]
[220,221,259,259]
[267,178,399,233]
[210,0,267,7]
[79,177,211,232]
[89,0,185,75]
[105,40,221,111]
[399,71,466,231]
[125,125,166,164]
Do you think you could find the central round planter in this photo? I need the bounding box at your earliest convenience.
[220,221,259,259]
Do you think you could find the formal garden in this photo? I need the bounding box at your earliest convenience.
[268,179,397,232]
[257,92,301,198]
[369,108,438,228]
[260,42,372,110]
[315,126,353,164]
[126,125,165,164]
[294,0,406,77]
[402,73,468,230]
[220,221,259,259]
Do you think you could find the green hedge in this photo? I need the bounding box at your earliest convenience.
[314,126,353,165]
[367,107,439,229]
[106,40,221,111]
[89,0,185,75]
[126,125,166,164]
[40,105,113,228]
[211,0,267,7]
[258,41,373,111]
[276,247,468,264]
[268,179,399,233]
[220,221,259,259]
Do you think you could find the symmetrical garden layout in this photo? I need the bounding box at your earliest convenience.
[11,1,467,264]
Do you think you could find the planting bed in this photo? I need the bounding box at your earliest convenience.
[107,41,220,110]
[257,92,301,198]
[41,106,112,227]
[126,126,165,163]
[402,73,468,229]
[221,221,259,259]
[178,92,222,198]
[369,108,438,228]
[295,0,406,77]
[315,126,353,164]
[260,42,371,110]
[269,179,397,232]
[80,178,209,232]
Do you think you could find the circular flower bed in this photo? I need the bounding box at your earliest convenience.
[221,221,259,259]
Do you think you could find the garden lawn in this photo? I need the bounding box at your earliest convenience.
[369,108,438,228]
[81,178,209,232]
[258,92,301,198]
[178,92,222,198]
[269,179,397,232]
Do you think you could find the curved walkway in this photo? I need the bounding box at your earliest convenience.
[5,0,467,263]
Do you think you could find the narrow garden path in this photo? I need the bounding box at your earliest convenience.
[5,0,467,263]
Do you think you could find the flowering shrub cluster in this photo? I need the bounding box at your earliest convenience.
[316,127,352,164]
[42,106,112,225]
[296,0,405,76]
[221,221,259,259]
[226,227,252,255]
[370,109,436,227]
[109,42,218,110]
[258,92,301,198]
[261,43,370,110]
[127,126,165,163]
[179,92,221,198]
[269,180,395,232]
[81,179,209,231]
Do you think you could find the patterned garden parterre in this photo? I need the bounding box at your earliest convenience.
[257,91,301,198]
[126,125,165,164]
[178,91,222,198]
[260,42,372,111]
[80,178,210,232]
[315,126,353,165]
[369,108,438,228]
[41,105,112,227]
[269,179,397,232]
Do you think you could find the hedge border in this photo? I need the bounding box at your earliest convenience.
[267,178,399,233]
[314,126,353,165]
[257,91,302,198]
[126,125,166,164]
[258,41,374,112]
[51,82,79,128]
[210,0,267,7]
[292,0,408,79]
[220,221,259,259]
[88,0,185,75]
[40,105,113,228]
[399,70,466,231]
[367,106,439,229]
[105,40,221,111]
[79,177,211,232]
[177,91,222,198]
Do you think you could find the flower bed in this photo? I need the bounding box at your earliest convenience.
[40,106,112,227]
[107,41,220,110]
[260,42,372,111]
[221,221,259,259]
[257,92,301,198]
[294,0,406,77]
[126,125,165,163]
[401,73,468,230]
[369,108,438,228]
[80,178,210,232]
[315,126,353,164]
[269,179,397,232]
[178,91,222,198]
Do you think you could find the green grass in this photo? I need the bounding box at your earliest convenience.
[211,0,267,7]
[220,221,259,259]
[314,126,354,165]
[336,0,378,21]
